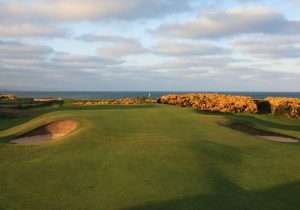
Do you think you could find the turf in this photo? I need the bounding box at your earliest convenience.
[0,104,299,210]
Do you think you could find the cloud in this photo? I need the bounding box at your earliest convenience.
[288,0,300,7]
[1,41,300,91]
[0,0,192,38]
[154,7,300,39]
[0,40,123,76]
[142,55,243,74]
[153,40,227,56]
[1,2,300,91]
[0,24,69,38]
[234,35,300,59]
[77,34,136,43]
[119,56,300,91]
[0,40,54,59]
[1,0,192,22]
[98,42,148,57]
[80,34,227,57]
[77,34,149,57]
[236,0,262,2]
[52,54,123,67]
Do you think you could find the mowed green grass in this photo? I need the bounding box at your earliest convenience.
[0,104,299,210]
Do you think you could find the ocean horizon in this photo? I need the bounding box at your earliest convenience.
[2,91,300,100]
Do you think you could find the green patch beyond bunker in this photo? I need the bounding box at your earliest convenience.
[0,104,300,210]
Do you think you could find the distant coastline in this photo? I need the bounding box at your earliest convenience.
[2,91,300,100]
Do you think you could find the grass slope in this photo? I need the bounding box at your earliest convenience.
[0,104,299,210]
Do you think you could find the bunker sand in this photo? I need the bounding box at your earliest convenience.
[229,122,299,143]
[11,120,78,144]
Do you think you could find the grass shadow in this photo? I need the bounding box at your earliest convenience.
[194,109,300,133]
[58,104,158,111]
[122,171,300,210]
[225,115,300,133]
[188,140,243,164]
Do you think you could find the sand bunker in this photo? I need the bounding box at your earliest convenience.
[229,122,298,143]
[11,120,78,144]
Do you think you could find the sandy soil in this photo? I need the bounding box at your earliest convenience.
[46,120,78,139]
[11,120,78,144]
[257,135,298,143]
[229,122,299,143]
[10,134,52,144]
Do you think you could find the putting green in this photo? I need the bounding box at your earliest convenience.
[0,104,299,210]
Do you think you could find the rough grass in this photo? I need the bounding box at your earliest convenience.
[0,104,299,210]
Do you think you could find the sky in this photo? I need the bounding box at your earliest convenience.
[0,0,300,91]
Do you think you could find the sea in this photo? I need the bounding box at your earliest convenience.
[3,91,300,100]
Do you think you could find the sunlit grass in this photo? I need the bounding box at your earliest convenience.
[0,105,299,210]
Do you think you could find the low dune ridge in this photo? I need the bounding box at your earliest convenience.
[11,120,78,144]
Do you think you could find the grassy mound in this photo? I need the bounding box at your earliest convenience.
[0,105,299,210]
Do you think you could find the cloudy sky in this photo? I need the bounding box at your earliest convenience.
[0,0,300,91]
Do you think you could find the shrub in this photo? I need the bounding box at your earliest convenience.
[158,94,258,114]
[265,97,300,119]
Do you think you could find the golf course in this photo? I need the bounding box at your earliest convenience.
[0,104,299,210]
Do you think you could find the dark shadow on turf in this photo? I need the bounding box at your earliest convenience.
[122,139,300,210]
[226,115,300,133]
[226,122,299,142]
[57,104,157,111]
[187,140,243,164]
[229,122,298,138]
[194,109,300,133]
[122,174,300,210]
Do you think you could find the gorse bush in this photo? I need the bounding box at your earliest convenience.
[265,97,300,119]
[159,94,300,118]
[159,94,258,113]
[70,94,300,119]
[72,98,156,106]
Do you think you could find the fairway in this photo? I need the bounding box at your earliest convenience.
[0,104,299,210]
